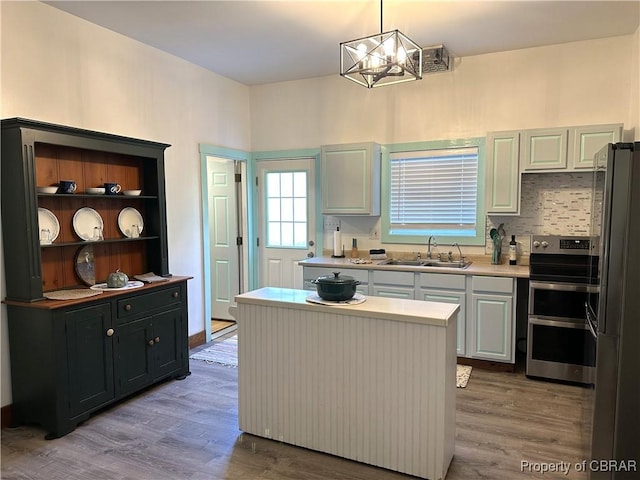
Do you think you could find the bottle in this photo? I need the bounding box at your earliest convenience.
[509,235,517,265]
[351,238,358,258]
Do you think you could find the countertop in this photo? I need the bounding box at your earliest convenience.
[299,256,530,278]
[235,287,459,327]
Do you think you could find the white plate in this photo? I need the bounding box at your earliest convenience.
[38,208,60,244]
[73,207,104,241]
[118,207,144,238]
[90,280,144,291]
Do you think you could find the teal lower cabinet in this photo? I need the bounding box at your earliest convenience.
[468,276,515,363]
[6,278,190,439]
[419,273,467,356]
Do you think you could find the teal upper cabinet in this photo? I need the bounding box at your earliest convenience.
[486,131,520,214]
[568,124,623,169]
[521,127,569,171]
[321,142,380,215]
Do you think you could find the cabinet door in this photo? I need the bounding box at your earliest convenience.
[114,316,154,397]
[568,124,622,169]
[521,128,568,170]
[151,308,184,379]
[321,143,380,215]
[470,293,513,362]
[420,289,466,356]
[486,131,520,214]
[64,303,114,417]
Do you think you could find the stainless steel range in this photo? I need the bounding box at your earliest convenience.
[526,235,599,384]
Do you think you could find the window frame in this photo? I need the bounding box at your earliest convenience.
[381,137,486,246]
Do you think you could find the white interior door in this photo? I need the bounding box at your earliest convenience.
[207,156,242,320]
[256,158,316,289]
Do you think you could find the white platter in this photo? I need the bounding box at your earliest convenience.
[72,207,104,241]
[38,208,60,244]
[118,207,144,238]
[305,293,366,306]
[90,280,144,291]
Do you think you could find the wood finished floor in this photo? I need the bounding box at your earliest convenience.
[2,337,592,480]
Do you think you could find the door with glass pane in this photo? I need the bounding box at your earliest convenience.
[256,159,315,289]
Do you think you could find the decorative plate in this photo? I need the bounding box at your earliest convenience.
[72,207,104,241]
[38,207,60,244]
[118,207,144,238]
[75,244,96,286]
[90,280,145,291]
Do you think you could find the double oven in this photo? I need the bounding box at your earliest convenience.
[526,235,599,384]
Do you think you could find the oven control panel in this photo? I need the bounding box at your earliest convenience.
[531,235,599,255]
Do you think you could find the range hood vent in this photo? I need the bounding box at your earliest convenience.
[415,45,452,74]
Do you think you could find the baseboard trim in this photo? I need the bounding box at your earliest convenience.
[457,357,516,373]
[189,330,206,349]
[2,404,12,429]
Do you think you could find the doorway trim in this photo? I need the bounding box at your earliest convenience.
[200,144,252,343]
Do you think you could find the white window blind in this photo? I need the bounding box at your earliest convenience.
[390,147,478,235]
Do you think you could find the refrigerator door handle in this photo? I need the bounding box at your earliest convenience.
[585,301,598,339]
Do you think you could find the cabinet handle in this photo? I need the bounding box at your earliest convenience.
[172,292,179,298]
[106,328,114,337]
[148,339,154,346]
[155,336,160,343]
[124,304,132,311]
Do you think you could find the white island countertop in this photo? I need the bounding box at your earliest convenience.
[235,287,459,327]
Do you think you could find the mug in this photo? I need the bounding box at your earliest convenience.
[104,182,121,195]
[59,180,77,194]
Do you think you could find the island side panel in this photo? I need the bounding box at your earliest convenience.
[237,302,456,480]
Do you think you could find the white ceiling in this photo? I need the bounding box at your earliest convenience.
[46,1,640,86]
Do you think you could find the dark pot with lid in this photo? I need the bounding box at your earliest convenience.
[312,271,360,301]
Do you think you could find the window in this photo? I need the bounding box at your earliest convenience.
[265,171,308,247]
[382,139,485,245]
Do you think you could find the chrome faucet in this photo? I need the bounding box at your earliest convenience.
[452,242,463,262]
[427,236,437,259]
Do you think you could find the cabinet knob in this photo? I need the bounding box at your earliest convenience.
[148,339,155,346]
[172,291,179,298]
[106,328,114,337]
[124,304,132,311]
[155,336,160,343]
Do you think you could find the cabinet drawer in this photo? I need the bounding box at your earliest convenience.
[372,270,415,287]
[472,276,513,294]
[117,286,182,320]
[419,273,466,290]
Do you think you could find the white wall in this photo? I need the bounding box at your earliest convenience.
[0,1,251,407]
[250,34,638,254]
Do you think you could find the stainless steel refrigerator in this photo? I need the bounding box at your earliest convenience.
[586,142,640,479]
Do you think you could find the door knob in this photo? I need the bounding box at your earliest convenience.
[106,328,114,337]
[307,252,315,258]
[148,339,154,346]
[309,240,315,246]
[155,337,160,343]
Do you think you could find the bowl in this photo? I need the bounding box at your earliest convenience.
[85,187,106,195]
[37,186,59,194]
[122,189,142,196]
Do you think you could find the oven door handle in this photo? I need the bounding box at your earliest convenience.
[528,316,590,329]
[529,281,599,293]
[585,302,598,339]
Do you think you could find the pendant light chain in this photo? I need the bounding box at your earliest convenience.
[380,0,383,34]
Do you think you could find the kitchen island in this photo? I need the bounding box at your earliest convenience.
[233,287,459,480]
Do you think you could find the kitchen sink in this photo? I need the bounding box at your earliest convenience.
[380,259,472,269]
[380,259,425,266]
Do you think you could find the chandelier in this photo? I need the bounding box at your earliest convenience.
[340,0,422,88]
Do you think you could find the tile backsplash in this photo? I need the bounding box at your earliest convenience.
[488,171,601,256]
